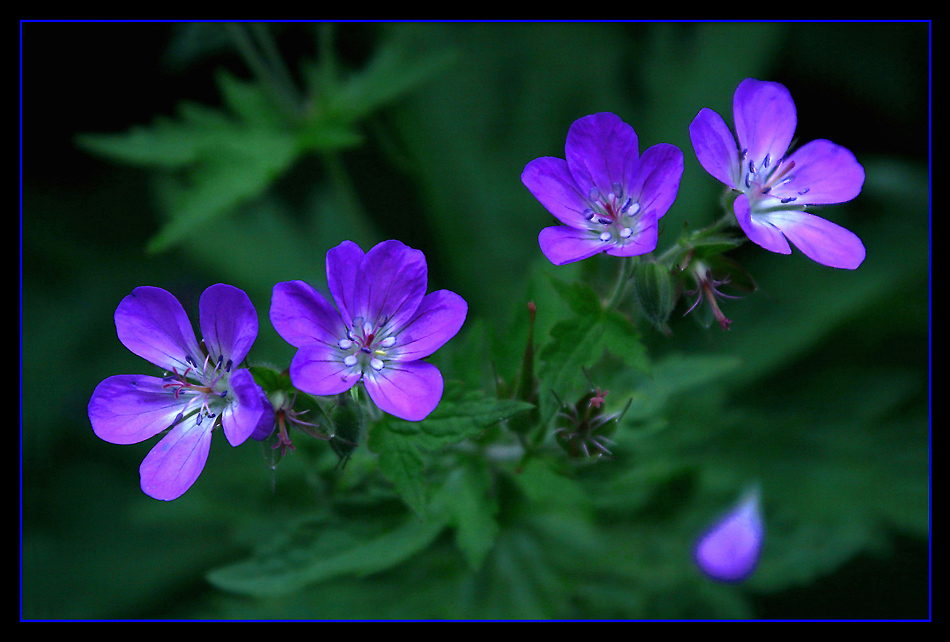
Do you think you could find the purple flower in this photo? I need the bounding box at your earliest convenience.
[270,240,467,422]
[522,112,684,266]
[693,489,764,583]
[690,78,866,269]
[88,284,272,501]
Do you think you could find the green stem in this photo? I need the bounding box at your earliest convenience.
[605,256,637,310]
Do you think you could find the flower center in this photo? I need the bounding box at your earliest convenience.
[583,182,641,244]
[337,317,397,378]
[162,351,232,426]
[741,151,811,208]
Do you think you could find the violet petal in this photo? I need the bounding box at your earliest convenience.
[355,240,428,332]
[689,107,741,189]
[604,209,659,257]
[289,342,359,397]
[521,156,590,227]
[199,284,258,367]
[88,374,182,445]
[733,78,797,166]
[733,194,792,255]
[362,359,444,422]
[565,112,640,197]
[390,290,468,362]
[626,142,685,221]
[139,418,214,501]
[270,280,345,349]
[776,139,865,205]
[220,368,267,447]
[760,209,866,270]
[694,489,764,583]
[326,240,365,327]
[538,226,608,266]
[114,286,201,373]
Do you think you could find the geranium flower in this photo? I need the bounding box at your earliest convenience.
[693,488,765,583]
[270,240,467,422]
[689,78,866,269]
[88,284,272,501]
[522,112,684,266]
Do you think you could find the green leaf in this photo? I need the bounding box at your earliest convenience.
[317,40,456,123]
[369,385,534,514]
[366,422,429,516]
[207,513,447,597]
[145,126,298,252]
[434,464,499,571]
[538,298,649,423]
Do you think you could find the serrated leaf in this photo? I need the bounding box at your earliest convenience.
[547,277,603,317]
[207,514,447,597]
[367,423,428,516]
[538,306,649,423]
[370,386,534,514]
[414,393,535,451]
[435,464,499,571]
[324,41,456,123]
[215,69,286,130]
[146,127,298,252]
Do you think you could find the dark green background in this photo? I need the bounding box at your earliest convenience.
[22,22,929,619]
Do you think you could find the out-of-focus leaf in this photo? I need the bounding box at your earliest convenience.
[434,463,499,571]
[206,512,447,597]
[306,38,457,125]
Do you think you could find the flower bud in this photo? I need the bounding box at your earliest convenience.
[681,254,756,331]
[552,387,629,459]
[328,391,365,469]
[694,487,764,583]
[633,261,676,335]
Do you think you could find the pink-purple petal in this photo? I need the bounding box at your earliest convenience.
[538,226,607,266]
[391,290,468,362]
[114,286,201,373]
[88,374,182,445]
[270,280,345,349]
[604,210,659,258]
[139,419,214,501]
[734,194,792,255]
[521,156,590,226]
[199,284,258,366]
[565,112,640,197]
[355,240,428,331]
[689,107,741,189]
[289,343,358,397]
[220,368,268,447]
[626,143,684,221]
[326,240,365,327]
[363,360,444,422]
[694,490,764,583]
[777,139,865,205]
[734,78,797,166]
[759,210,866,269]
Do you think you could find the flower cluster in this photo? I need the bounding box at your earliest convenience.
[524,79,865,271]
[90,78,862,590]
[90,241,466,499]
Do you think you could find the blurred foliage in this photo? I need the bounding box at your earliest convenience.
[22,21,929,619]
